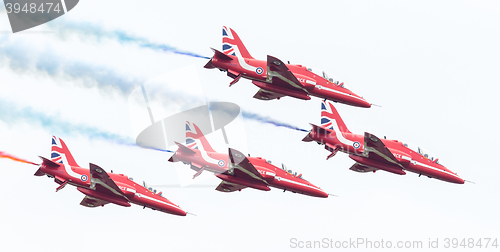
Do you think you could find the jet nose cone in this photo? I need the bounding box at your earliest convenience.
[319,191,329,198]
[361,102,372,108]
[444,173,465,184]
[165,206,187,216]
[173,208,188,216]
[310,188,329,198]
[454,177,465,184]
[358,98,372,108]
[348,95,371,108]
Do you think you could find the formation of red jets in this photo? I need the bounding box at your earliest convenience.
[9,27,466,217]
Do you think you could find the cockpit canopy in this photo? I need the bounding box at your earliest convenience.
[281,164,305,180]
[143,181,166,198]
[403,143,442,165]
[306,67,346,88]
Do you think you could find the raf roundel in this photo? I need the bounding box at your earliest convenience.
[81,174,88,182]
[218,160,226,167]
[353,141,361,149]
[256,67,264,75]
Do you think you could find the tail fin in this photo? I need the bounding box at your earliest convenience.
[185,122,216,153]
[50,136,80,167]
[321,101,352,134]
[222,26,254,59]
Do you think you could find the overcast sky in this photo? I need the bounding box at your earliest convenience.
[1,1,499,251]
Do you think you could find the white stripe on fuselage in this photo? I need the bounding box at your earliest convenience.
[134,193,182,210]
[368,145,460,179]
[62,164,83,180]
[331,120,355,147]
[196,139,222,166]
[315,85,367,103]
[235,54,257,72]
[410,159,461,179]
[276,176,323,193]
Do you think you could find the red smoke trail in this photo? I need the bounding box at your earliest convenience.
[0,151,38,165]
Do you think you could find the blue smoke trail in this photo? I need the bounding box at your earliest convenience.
[0,98,173,152]
[0,36,304,135]
[0,39,141,96]
[241,110,308,132]
[49,20,210,59]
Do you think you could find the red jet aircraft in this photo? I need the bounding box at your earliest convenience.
[302,101,465,184]
[169,122,329,198]
[34,136,187,216]
[204,26,371,108]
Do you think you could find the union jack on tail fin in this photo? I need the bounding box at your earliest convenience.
[321,101,352,134]
[185,122,215,153]
[51,136,80,167]
[222,26,254,59]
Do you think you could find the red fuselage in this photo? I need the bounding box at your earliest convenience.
[174,148,328,198]
[308,128,464,184]
[39,161,187,216]
[211,55,371,108]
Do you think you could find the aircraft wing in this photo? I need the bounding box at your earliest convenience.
[215,181,248,193]
[266,55,309,94]
[349,162,378,173]
[363,132,403,168]
[80,195,110,208]
[89,163,129,201]
[227,148,268,185]
[253,88,286,100]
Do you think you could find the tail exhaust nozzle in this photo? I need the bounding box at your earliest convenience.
[168,153,178,162]
[204,58,215,69]
[34,168,45,176]
[302,132,314,142]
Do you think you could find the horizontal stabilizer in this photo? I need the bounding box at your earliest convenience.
[211,48,233,61]
[175,142,196,155]
[310,124,333,136]
[38,156,61,168]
